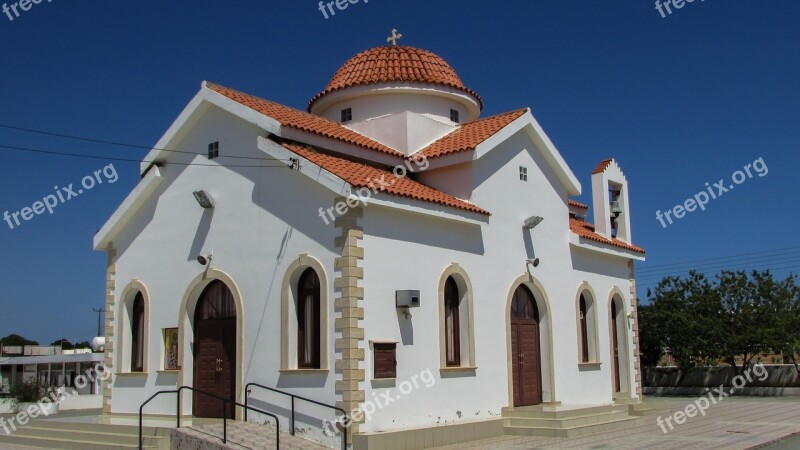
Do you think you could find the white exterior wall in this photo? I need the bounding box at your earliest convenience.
[357,130,638,433]
[107,106,342,419]
[318,90,467,126]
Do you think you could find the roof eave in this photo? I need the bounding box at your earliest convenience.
[569,233,646,261]
[93,166,165,250]
[257,137,489,226]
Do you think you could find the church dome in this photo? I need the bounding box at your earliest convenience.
[308,45,483,113]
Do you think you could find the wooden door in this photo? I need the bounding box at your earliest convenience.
[611,300,621,393]
[193,281,237,418]
[511,286,542,407]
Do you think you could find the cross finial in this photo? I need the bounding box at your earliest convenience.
[387,29,403,46]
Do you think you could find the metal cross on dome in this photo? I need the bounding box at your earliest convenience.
[387,29,403,46]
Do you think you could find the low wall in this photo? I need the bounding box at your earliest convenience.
[0,394,102,414]
[644,365,800,396]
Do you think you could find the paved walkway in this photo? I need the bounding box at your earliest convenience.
[433,397,800,450]
[174,421,332,450]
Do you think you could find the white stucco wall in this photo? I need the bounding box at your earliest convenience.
[356,129,639,433]
[107,105,342,428]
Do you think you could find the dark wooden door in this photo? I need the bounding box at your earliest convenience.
[511,286,542,407]
[611,300,621,393]
[193,281,237,418]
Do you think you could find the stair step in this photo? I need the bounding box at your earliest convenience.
[11,425,168,446]
[501,404,626,419]
[503,410,630,428]
[504,415,643,438]
[0,433,160,450]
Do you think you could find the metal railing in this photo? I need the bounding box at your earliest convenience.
[245,382,348,450]
[138,386,280,449]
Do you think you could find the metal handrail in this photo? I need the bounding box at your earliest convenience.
[138,386,280,449]
[245,382,348,450]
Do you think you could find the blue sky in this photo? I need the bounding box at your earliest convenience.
[0,1,798,344]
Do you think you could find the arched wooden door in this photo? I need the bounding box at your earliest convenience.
[193,280,237,418]
[510,285,542,406]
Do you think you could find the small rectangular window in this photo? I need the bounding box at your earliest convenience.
[450,109,460,123]
[341,108,353,123]
[519,166,528,182]
[207,142,219,160]
[373,343,396,379]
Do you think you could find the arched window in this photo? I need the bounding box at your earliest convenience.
[131,293,145,372]
[576,288,599,365]
[297,268,321,368]
[579,294,589,363]
[444,277,461,367]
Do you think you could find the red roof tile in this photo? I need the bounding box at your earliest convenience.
[308,46,482,111]
[569,199,589,209]
[281,142,490,216]
[421,108,528,159]
[205,82,404,158]
[592,159,614,174]
[569,218,645,254]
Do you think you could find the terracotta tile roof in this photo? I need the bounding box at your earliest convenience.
[569,218,645,253]
[280,142,490,216]
[420,108,528,159]
[592,159,613,174]
[569,199,589,209]
[308,46,483,111]
[205,82,404,158]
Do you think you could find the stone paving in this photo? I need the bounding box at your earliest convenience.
[174,421,332,450]
[432,397,800,450]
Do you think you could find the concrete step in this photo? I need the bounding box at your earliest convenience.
[503,409,631,428]
[501,404,625,419]
[12,424,168,447]
[0,419,171,450]
[504,415,643,438]
[0,433,161,449]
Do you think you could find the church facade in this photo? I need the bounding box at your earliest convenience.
[94,42,646,448]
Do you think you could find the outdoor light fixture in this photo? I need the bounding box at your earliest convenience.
[523,215,544,230]
[197,252,213,266]
[193,190,215,209]
[526,258,540,268]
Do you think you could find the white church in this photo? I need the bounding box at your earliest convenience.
[94,38,647,449]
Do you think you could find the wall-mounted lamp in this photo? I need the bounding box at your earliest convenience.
[526,258,540,268]
[523,215,544,230]
[193,190,215,209]
[196,252,213,266]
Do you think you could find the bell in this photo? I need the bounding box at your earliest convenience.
[611,200,623,218]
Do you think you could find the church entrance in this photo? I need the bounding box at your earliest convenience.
[510,285,542,407]
[193,280,237,418]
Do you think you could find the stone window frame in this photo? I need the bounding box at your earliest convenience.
[437,264,476,373]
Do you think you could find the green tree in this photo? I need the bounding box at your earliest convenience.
[0,334,38,346]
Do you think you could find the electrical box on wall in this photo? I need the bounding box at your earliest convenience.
[396,290,420,308]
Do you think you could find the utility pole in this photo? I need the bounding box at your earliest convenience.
[93,308,103,337]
